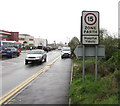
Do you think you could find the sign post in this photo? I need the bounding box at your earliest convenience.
[82,11,100,81]
[82,45,85,82]
[75,11,105,82]
[74,45,105,82]
[95,45,98,81]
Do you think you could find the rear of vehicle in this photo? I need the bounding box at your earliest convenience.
[0,47,20,58]
[37,45,43,49]
[0,41,21,58]
[46,46,53,51]
[61,47,71,59]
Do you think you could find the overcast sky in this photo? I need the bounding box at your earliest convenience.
[0,0,119,43]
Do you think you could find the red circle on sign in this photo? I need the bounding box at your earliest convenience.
[84,13,97,25]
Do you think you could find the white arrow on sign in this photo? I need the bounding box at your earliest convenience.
[74,45,105,58]
[74,45,82,58]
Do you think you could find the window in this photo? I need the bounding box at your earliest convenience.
[0,34,8,37]
[29,39,33,41]
[19,38,25,40]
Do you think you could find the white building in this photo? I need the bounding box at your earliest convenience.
[19,34,34,46]
[34,38,48,47]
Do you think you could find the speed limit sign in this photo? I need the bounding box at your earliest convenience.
[82,11,99,36]
[84,13,97,25]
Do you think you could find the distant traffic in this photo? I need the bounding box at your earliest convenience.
[0,40,71,60]
[0,41,21,58]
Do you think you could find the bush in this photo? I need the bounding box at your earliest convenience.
[69,56,119,104]
[100,36,118,60]
[68,37,80,58]
[69,35,119,104]
[107,49,120,70]
[69,73,119,104]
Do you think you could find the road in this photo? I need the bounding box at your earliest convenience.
[0,50,72,104]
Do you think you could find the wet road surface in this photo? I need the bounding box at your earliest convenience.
[10,58,72,104]
[1,50,72,104]
[1,50,61,96]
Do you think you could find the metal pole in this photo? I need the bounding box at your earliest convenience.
[95,45,98,81]
[82,45,85,82]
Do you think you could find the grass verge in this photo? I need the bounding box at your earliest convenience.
[69,58,119,104]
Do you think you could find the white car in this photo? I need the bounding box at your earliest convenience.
[25,49,47,65]
[61,47,71,58]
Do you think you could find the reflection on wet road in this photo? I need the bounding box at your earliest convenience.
[1,50,61,96]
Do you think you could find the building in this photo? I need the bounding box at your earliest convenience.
[0,30,48,48]
[0,30,19,41]
[34,38,48,47]
[19,34,34,47]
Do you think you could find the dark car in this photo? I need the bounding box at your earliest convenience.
[25,49,47,65]
[46,46,53,51]
[0,47,20,58]
[37,46,48,52]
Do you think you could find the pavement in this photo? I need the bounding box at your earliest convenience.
[10,57,72,104]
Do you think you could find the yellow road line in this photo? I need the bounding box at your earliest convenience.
[0,66,47,100]
[0,56,60,104]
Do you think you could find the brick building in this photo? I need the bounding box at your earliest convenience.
[0,30,19,41]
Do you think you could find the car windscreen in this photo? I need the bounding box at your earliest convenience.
[62,49,70,51]
[28,50,43,54]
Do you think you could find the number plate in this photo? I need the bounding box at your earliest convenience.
[2,53,7,55]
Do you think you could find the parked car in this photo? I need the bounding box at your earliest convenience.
[37,46,50,52]
[61,47,71,59]
[37,45,43,49]
[46,46,53,51]
[0,47,20,58]
[25,49,47,65]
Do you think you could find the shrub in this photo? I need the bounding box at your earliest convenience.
[69,56,119,104]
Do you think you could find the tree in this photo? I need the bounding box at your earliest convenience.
[22,41,27,49]
[23,41,27,44]
[100,30,118,60]
[68,36,80,58]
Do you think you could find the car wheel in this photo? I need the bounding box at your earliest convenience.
[39,59,42,63]
[17,53,20,56]
[11,53,17,58]
[44,57,47,62]
[25,60,28,65]
[61,56,63,59]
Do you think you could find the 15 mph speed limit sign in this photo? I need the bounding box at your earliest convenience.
[82,11,99,36]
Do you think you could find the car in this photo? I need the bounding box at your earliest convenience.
[25,49,47,65]
[46,46,53,51]
[61,47,71,59]
[58,46,62,50]
[37,46,52,52]
[0,47,20,58]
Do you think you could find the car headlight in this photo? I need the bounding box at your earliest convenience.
[68,52,71,54]
[37,56,42,59]
[25,56,29,58]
